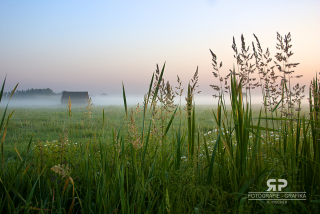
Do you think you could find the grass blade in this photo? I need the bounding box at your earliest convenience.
[122,82,128,118]
[207,132,220,185]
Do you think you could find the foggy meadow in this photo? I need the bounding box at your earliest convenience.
[1,33,319,213]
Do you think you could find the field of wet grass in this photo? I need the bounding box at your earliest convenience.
[0,32,319,213]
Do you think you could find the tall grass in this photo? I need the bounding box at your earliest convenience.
[0,33,319,213]
[0,76,18,167]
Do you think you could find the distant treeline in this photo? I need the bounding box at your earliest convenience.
[3,88,61,99]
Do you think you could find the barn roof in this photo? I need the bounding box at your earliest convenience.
[61,91,89,100]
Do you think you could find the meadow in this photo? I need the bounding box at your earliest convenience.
[0,33,319,213]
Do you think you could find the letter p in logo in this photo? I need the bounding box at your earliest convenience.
[277,179,287,191]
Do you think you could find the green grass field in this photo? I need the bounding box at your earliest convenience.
[1,105,223,155]
[0,33,319,213]
[2,104,308,159]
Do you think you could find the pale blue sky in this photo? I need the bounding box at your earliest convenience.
[1,0,319,99]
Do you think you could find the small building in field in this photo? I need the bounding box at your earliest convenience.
[61,91,89,105]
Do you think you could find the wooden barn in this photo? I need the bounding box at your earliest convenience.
[61,91,89,105]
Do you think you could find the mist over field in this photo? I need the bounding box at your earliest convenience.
[0,93,310,108]
[0,94,250,107]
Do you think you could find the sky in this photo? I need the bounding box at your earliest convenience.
[0,0,319,105]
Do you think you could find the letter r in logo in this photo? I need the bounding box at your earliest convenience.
[267,179,287,191]
[267,179,277,191]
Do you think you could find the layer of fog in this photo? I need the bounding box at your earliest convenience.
[0,93,310,108]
